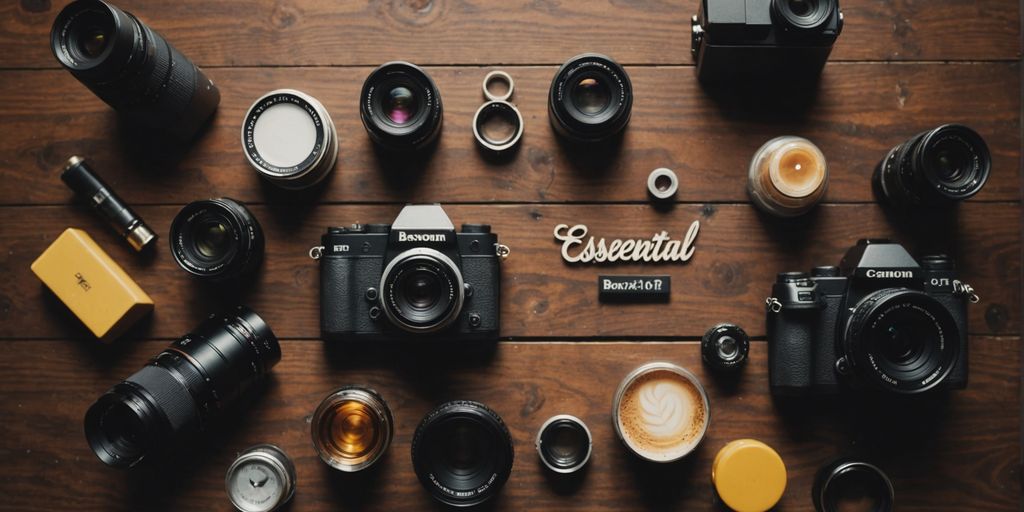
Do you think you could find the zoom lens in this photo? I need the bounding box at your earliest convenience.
[380,248,464,333]
[873,124,991,207]
[843,289,960,394]
[411,401,514,507]
[84,306,280,468]
[549,53,633,143]
[360,61,443,151]
[51,0,220,141]
[772,0,837,30]
[170,198,264,282]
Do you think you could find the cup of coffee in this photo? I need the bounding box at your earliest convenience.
[747,135,829,217]
[612,362,710,462]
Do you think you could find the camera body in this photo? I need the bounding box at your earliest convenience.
[692,0,843,83]
[767,240,969,396]
[319,205,502,342]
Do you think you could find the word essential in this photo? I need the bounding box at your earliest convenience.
[553,221,700,264]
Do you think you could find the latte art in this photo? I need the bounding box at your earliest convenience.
[614,366,708,462]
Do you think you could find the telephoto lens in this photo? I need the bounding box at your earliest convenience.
[873,124,991,208]
[548,53,633,144]
[84,306,281,468]
[411,400,514,507]
[360,62,443,152]
[169,198,264,282]
[50,0,220,141]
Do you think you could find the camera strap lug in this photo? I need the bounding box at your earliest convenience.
[495,243,511,260]
[952,280,980,304]
[309,246,324,260]
[765,297,782,313]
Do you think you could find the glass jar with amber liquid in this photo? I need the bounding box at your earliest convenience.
[311,386,393,472]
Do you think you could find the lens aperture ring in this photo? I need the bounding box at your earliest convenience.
[125,364,200,434]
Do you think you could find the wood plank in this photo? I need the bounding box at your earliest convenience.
[0,63,1019,205]
[0,338,1016,511]
[0,0,1019,69]
[0,203,1018,340]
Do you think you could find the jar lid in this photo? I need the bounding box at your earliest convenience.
[226,444,296,512]
[712,439,787,512]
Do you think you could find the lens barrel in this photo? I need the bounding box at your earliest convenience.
[411,400,514,507]
[170,198,264,282]
[380,248,465,333]
[360,62,443,151]
[84,306,280,468]
[548,53,633,143]
[843,288,960,394]
[51,0,220,141]
[873,124,991,207]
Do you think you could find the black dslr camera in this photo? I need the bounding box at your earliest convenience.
[691,0,844,82]
[317,204,505,342]
[766,240,976,396]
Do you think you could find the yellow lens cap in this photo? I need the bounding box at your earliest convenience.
[712,439,787,512]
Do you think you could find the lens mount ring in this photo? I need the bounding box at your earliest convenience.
[482,70,514,102]
[844,288,961,394]
[379,247,465,334]
[647,168,679,200]
[535,414,593,474]
[473,100,524,154]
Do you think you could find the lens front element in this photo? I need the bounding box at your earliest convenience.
[380,248,464,333]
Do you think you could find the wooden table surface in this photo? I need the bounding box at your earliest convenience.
[0,1,1020,510]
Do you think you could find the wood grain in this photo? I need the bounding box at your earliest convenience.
[0,338,1016,512]
[0,203,1018,340]
[0,0,1019,69]
[0,63,1019,206]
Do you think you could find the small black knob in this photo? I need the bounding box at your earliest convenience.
[347,224,366,233]
[778,272,809,283]
[365,288,379,301]
[468,313,482,328]
[461,224,491,234]
[365,224,391,233]
[812,266,840,277]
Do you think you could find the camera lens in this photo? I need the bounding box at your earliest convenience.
[873,124,991,207]
[51,0,220,141]
[536,415,592,474]
[772,0,836,30]
[170,198,264,282]
[549,53,633,143]
[311,387,393,473]
[411,401,514,507]
[702,323,751,371]
[84,306,280,468]
[813,459,894,512]
[360,61,443,151]
[380,248,464,333]
[843,289,961,394]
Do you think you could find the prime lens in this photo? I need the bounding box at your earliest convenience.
[50,0,220,141]
[380,248,464,333]
[548,53,633,143]
[360,62,443,152]
[772,0,838,31]
[873,124,991,207]
[169,198,264,282]
[411,401,514,507]
[84,306,280,468]
[843,288,960,394]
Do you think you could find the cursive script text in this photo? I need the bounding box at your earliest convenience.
[553,221,700,264]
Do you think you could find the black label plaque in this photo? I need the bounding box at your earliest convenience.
[598,275,671,303]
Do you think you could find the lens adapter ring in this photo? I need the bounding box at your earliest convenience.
[473,100,524,154]
[483,70,514,102]
[647,168,679,200]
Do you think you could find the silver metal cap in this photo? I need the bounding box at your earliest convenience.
[126,223,156,252]
[226,444,296,512]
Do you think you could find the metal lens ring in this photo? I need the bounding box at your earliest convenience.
[843,288,960,394]
[379,248,465,333]
[483,70,514,102]
[647,168,679,200]
[536,414,593,474]
[242,89,337,190]
[702,323,750,371]
[814,460,895,512]
[473,100,524,153]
